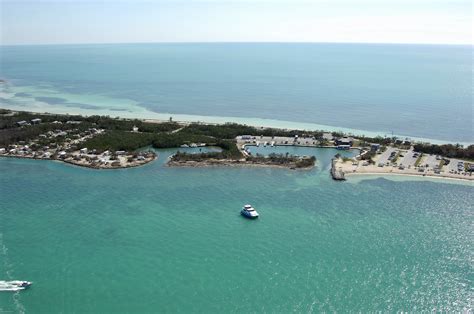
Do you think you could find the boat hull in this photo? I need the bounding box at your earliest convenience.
[241,211,259,219]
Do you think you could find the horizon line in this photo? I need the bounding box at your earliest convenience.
[1,40,472,47]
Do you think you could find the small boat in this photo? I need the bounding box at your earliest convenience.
[241,204,259,219]
[0,281,32,291]
[11,281,32,289]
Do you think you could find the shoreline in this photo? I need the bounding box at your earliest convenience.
[167,158,315,170]
[344,171,474,183]
[3,149,471,182]
[1,108,472,179]
[0,153,157,170]
[334,157,474,182]
[0,102,470,146]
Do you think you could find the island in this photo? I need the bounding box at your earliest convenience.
[0,108,472,180]
[0,109,317,170]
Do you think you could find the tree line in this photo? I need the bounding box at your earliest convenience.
[413,144,474,161]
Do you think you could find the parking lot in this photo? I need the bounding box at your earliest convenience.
[237,135,318,147]
[446,158,466,174]
[423,154,440,169]
[375,147,397,166]
[398,150,418,169]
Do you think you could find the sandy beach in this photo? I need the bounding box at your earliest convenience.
[335,159,474,182]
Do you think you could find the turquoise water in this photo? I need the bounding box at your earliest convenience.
[0,43,472,143]
[0,148,472,312]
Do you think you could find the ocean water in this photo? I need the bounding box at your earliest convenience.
[0,148,472,312]
[0,43,472,143]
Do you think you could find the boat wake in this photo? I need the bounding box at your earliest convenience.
[0,233,26,314]
[0,281,31,292]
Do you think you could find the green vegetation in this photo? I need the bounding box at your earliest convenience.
[0,111,180,132]
[213,140,243,159]
[0,111,181,147]
[351,139,361,147]
[295,156,317,168]
[414,154,424,167]
[248,153,316,168]
[84,116,180,133]
[2,110,472,164]
[81,122,325,154]
[79,123,252,157]
[318,139,330,146]
[169,140,242,161]
[355,135,394,146]
[151,133,215,149]
[171,151,222,162]
[81,131,156,152]
[0,112,84,146]
[171,151,316,168]
[391,151,401,163]
[360,151,376,164]
[438,159,445,169]
[414,143,474,161]
[182,123,323,139]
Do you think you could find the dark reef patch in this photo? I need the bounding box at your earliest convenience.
[35,96,68,104]
[14,92,32,97]
[109,108,131,112]
[64,102,101,110]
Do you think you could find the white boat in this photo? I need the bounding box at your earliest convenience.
[0,281,32,291]
[241,204,259,219]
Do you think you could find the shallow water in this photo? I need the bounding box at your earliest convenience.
[0,148,472,312]
[1,43,472,143]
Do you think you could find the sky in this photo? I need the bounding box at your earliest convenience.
[0,0,472,45]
